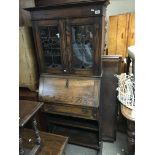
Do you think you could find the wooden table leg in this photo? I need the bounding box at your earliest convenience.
[32,116,41,145]
[97,141,103,155]
[19,128,24,154]
[127,120,135,155]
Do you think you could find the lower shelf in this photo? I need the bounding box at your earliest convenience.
[46,113,99,132]
[49,124,99,150]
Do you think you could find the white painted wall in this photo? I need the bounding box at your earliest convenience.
[107,0,135,18]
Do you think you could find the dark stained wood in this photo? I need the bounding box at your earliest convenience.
[26,3,108,76]
[25,1,109,153]
[121,104,135,155]
[19,100,43,127]
[19,100,43,155]
[43,102,98,120]
[39,75,100,120]
[127,120,135,155]
[27,5,106,20]
[59,19,69,73]
[19,131,24,154]
[46,114,98,131]
[21,128,68,155]
[39,75,100,107]
[32,117,41,145]
[32,20,65,74]
[35,0,109,7]
[49,124,99,150]
[99,55,122,141]
[19,87,38,101]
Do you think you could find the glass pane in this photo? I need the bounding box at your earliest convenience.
[72,25,94,69]
[39,26,61,68]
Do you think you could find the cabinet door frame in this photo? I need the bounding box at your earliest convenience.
[68,17,101,76]
[32,20,67,74]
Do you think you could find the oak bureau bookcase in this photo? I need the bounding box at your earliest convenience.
[26,0,109,154]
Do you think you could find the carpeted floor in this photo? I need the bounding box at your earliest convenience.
[65,132,128,155]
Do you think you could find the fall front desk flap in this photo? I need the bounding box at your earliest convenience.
[39,75,100,108]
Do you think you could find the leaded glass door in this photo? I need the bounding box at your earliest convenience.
[33,20,67,74]
[69,17,101,76]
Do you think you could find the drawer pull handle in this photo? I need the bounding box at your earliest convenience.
[65,79,69,88]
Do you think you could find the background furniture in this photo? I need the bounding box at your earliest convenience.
[21,128,68,155]
[121,104,135,155]
[107,13,135,72]
[19,26,38,91]
[107,12,135,58]
[20,100,68,155]
[19,100,43,155]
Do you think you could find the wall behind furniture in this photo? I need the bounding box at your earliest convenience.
[107,0,135,17]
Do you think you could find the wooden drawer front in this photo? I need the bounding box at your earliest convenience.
[43,103,98,120]
[39,75,100,108]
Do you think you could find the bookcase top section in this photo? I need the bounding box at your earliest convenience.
[25,0,109,11]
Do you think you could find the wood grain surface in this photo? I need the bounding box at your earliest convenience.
[35,0,109,7]
[19,27,38,91]
[19,100,43,127]
[39,76,100,107]
[21,128,68,155]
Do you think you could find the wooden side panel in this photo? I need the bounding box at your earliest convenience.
[19,27,38,91]
[127,13,135,47]
[107,16,118,55]
[99,55,122,141]
[116,14,129,58]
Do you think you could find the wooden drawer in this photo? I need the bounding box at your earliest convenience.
[43,103,98,120]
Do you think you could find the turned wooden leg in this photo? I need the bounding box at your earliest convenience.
[19,128,24,154]
[127,120,135,155]
[32,116,41,145]
[97,141,103,155]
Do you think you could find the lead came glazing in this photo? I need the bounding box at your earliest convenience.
[72,25,94,69]
[39,26,62,68]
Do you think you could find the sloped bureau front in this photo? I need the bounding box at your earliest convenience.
[39,75,100,120]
